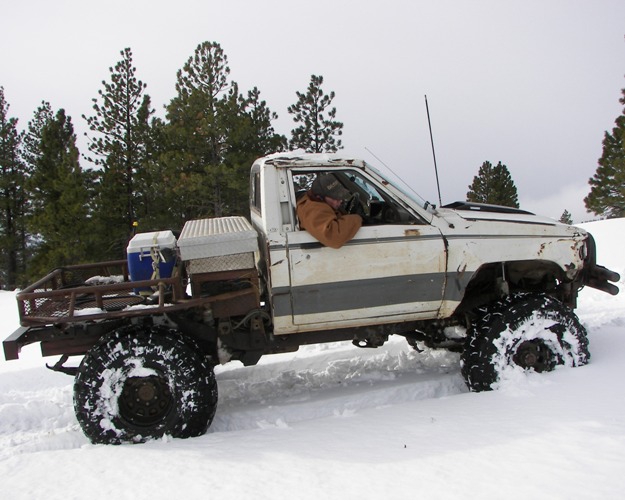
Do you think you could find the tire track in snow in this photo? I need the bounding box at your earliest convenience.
[0,339,467,456]
[0,372,86,460]
[211,340,468,432]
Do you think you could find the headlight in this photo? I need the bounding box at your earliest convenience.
[579,239,588,261]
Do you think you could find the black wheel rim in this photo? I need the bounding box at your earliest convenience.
[119,375,173,427]
[513,339,556,373]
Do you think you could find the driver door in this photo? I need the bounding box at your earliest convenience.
[284,168,447,330]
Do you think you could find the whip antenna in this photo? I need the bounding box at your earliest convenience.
[425,95,442,207]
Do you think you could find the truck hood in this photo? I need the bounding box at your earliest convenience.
[440,201,561,227]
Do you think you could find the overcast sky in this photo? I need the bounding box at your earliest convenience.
[2,0,624,222]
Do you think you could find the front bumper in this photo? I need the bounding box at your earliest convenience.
[579,234,620,296]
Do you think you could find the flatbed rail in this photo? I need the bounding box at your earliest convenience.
[5,259,260,361]
[15,260,186,326]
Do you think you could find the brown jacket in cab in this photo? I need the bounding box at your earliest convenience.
[296,193,362,249]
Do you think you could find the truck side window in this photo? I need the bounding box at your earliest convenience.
[292,170,423,226]
[293,172,315,194]
[251,170,262,214]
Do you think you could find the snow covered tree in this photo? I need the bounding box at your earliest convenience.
[83,47,154,258]
[584,84,625,219]
[467,161,520,208]
[559,209,573,225]
[0,87,28,289]
[288,74,343,153]
[27,109,91,279]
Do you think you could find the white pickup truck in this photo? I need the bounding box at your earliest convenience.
[3,152,619,444]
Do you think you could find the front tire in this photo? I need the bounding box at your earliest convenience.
[74,325,218,444]
[461,293,589,392]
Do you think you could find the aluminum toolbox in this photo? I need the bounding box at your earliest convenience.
[178,216,258,265]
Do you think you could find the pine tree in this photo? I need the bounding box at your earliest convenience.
[217,86,287,215]
[20,101,55,276]
[242,87,287,158]
[22,101,53,173]
[584,84,625,219]
[559,209,573,225]
[467,161,520,208]
[132,115,171,231]
[0,87,28,289]
[161,41,233,223]
[162,41,285,224]
[288,74,343,153]
[27,109,91,279]
[83,47,154,258]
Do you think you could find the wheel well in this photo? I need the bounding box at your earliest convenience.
[456,260,571,314]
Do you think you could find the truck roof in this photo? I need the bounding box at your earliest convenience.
[258,152,367,169]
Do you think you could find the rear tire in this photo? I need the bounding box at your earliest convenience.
[461,293,589,392]
[74,325,218,444]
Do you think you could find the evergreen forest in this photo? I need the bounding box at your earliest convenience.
[0,41,623,290]
[0,42,343,289]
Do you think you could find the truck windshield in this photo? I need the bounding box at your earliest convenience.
[365,162,430,209]
[292,169,425,226]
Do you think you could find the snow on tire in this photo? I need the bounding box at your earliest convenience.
[460,293,590,392]
[74,325,218,444]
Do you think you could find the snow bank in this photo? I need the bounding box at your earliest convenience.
[576,219,625,329]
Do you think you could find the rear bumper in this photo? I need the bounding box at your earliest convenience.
[3,326,30,361]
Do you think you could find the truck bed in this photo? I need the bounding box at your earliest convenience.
[4,260,260,361]
[14,260,189,327]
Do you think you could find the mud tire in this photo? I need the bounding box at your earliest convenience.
[461,293,589,392]
[74,325,218,444]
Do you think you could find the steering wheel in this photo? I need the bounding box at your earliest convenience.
[382,205,400,223]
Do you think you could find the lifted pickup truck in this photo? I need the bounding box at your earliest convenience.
[3,153,620,444]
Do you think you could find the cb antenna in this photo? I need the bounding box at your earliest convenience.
[425,95,442,207]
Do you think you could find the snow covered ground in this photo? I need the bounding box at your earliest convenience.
[1,219,624,499]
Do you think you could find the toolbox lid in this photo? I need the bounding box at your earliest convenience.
[178,217,258,260]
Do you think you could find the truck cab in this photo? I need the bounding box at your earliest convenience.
[249,154,447,336]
